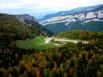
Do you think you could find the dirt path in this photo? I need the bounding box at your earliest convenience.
[53,38,89,44]
[44,37,89,44]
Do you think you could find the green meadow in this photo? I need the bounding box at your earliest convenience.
[16,36,54,50]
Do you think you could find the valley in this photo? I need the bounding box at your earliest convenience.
[16,36,54,50]
[16,35,89,50]
[0,3,103,77]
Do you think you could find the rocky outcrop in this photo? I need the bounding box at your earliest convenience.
[16,14,53,36]
[98,10,103,18]
[41,10,103,26]
[16,14,38,26]
[86,12,96,19]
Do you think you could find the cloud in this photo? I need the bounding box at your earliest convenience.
[0,0,103,10]
[0,0,103,18]
[0,0,38,9]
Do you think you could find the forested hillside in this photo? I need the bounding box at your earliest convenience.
[56,30,103,40]
[16,14,54,36]
[45,21,103,33]
[0,13,50,77]
[0,13,52,47]
[0,13,30,40]
[1,28,103,77]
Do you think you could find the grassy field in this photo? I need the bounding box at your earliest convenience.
[16,36,54,50]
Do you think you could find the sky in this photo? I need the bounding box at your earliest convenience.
[0,0,103,19]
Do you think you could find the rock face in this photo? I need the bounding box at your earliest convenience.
[16,14,38,26]
[86,12,96,19]
[40,4,103,33]
[41,10,103,26]
[16,14,53,36]
[98,10,103,18]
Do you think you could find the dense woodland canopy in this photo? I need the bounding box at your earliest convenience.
[57,30,103,40]
[0,13,103,77]
[0,36,103,77]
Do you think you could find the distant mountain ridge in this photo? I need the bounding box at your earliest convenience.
[40,4,103,33]
[40,4,103,21]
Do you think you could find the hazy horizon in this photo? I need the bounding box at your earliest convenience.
[0,0,103,19]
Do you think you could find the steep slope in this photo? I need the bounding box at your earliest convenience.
[40,4,103,33]
[16,14,53,36]
[0,13,53,48]
[0,13,32,48]
[0,13,29,40]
